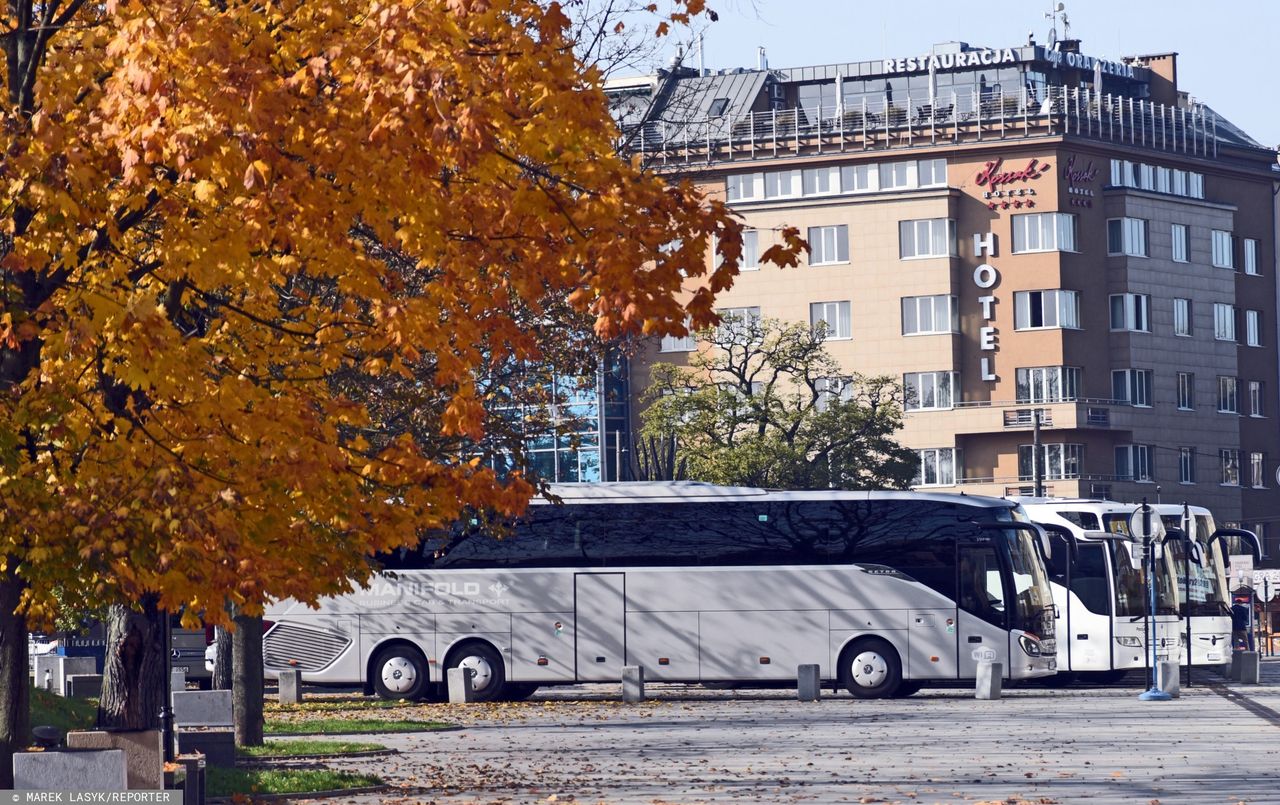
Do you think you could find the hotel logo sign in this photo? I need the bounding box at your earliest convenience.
[973,233,1000,383]
[975,158,1048,211]
[1062,155,1099,208]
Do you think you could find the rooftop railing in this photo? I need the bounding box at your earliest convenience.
[623,85,1218,166]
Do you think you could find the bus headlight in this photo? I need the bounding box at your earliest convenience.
[1018,634,1043,657]
[1116,636,1143,647]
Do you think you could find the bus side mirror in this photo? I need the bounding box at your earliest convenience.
[1210,528,1261,563]
[1036,522,1079,564]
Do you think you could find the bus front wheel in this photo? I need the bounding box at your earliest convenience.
[839,638,902,699]
[371,644,429,701]
[445,641,507,703]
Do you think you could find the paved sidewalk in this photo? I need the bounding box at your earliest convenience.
[290,675,1280,805]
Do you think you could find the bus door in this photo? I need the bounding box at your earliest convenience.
[956,540,1011,679]
[574,573,626,681]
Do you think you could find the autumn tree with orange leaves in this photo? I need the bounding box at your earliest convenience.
[0,0,801,777]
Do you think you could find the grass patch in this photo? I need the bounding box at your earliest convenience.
[265,698,403,713]
[237,739,386,758]
[28,686,96,740]
[264,717,453,735]
[206,767,381,798]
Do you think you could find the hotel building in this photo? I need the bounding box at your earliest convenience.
[610,39,1280,560]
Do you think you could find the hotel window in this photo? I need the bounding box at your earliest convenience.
[1218,376,1239,413]
[1107,218,1147,257]
[1213,303,1236,342]
[1249,381,1264,417]
[1011,212,1077,253]
[1172,169,1188,195]
[1220,449,1240,486]
[1109,159,1122,186]
[1211,230,1234,269]
[740,229,760,270]
[1189,172,1205,199]
[1244,239,1259,275]
[1115,444,1153,482]
[815,376,853,411]
[914,447,957,487]
[899,218,956,259]
[1252,453,1267,488]
[808,225,849,265]
[1112,369,1152,407]
[1138,164,1155,190]
[1177,372,1195,411]
[1173,298,1192,337]
[1109,293,1150,333]
[660,320,698,353]
[1014,290,1080,330]
[802,166,840,196]
[840,163,878,193]
[809,301,852,340]
[1246,310,1262,346]
[1015,366,1080,403]
[726,172,761,202]
[1156,167,1172,194]
[764,169,800,199]
[716,306,761,340]
[1171,224,1189,263]
[904,371,956,411]
[1179,447,1196,484]
[917,158,947,188]
[879,160,915,190]
[902,295,958,335]
[1019,444,1083,481]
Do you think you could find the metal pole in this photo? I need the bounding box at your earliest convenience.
[1146,502,1157,690]
[161,610,174,761]
[1183,502,1193,688]
[1032,409,1044,496]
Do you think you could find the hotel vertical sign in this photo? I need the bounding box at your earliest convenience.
[974,233,999,382]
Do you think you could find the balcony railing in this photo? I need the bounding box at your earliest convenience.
[623,85,1218,166]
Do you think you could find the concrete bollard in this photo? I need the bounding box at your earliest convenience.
[622,665,645,703]
[975,661,1003,700]
[170,669,187,695]
[277,669,303,705]
[1239,651,1261,684]
[1230,652,1243,681]
[797,664,821,702]
[447,667,475,704]
[1156,661,1181,698]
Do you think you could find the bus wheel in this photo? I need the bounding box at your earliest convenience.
[502,683,539,701]
[445,641,506,703]
[371,644,429,701]
[840,638,902,699]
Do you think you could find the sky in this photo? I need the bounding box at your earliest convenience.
[647,0,1280,150]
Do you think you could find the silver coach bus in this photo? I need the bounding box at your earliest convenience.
[262,483,1058,700]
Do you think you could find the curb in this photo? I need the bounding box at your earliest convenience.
[264,724,463,737]
[209,784,389,803]
[239,748,400,763]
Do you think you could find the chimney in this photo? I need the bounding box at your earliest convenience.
[757,46,768,71]
[697,32,705,76]
[1130,52,1178,105]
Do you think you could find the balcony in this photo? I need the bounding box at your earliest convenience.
[623,85,1219,167]
[934,475,1123,500]
[930,398,1134,435]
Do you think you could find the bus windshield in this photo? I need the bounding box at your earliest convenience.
[1161,513,1230,617]
[1102,513,1178,617]
[1005,525,1055,637]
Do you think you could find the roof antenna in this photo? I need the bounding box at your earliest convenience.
[757,46,768,71]
[696,32,705,77]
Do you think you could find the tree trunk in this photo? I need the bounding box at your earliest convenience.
[212,625,232,690]
[232,613,263,746]
[98,596,166,730]
[0,571,30,789]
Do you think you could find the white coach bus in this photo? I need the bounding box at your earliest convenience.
[263,483,1058,701]
[1019,499,1181,683]
[1020,499,1251,681]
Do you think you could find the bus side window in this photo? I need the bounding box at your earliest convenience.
[1070,543,1111,616]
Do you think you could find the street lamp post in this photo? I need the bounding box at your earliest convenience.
[1134,498,1172,702]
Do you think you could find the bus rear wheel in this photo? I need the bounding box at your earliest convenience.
[502,683,539,701]
[840,638,902,699]
[445,641,507,703]
[371,644,429,701]
[893,680,922,697]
